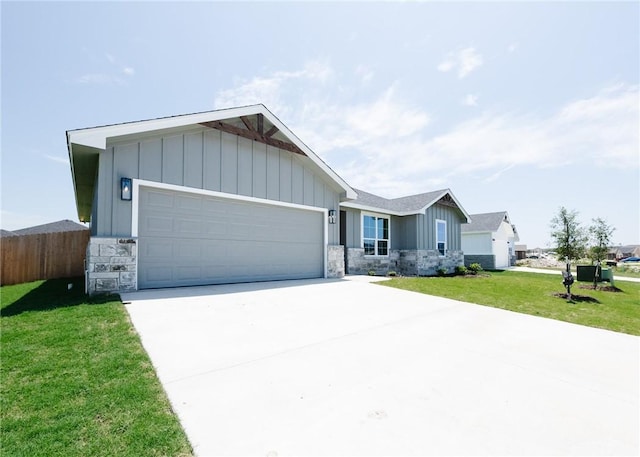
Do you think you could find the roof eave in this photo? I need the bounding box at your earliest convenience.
[339,201,418,216]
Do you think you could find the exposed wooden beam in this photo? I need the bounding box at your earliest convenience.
[257,113,264,135]
[200,120,305,156]
[264,125,279,138]
[240,116,255,132]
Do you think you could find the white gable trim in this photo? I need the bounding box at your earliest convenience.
[68,104,356,200]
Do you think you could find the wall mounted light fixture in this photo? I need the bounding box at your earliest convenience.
[328,209,337,224]
[121,177,132,201]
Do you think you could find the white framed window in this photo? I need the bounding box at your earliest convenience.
[436,219,447,256]
[362,213,389,256]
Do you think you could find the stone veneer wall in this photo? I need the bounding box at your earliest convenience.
[346,248,464,276]
[464,254,495,271]
[86,237,137,294]
[327,245,345,278]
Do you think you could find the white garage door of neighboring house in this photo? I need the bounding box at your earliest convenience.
[137,186,324,289]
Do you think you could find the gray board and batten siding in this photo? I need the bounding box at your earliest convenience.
[341,203,464,251]
[92,125,343,244]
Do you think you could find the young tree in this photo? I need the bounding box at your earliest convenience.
[550,207,588,262]
[588,217,615,264]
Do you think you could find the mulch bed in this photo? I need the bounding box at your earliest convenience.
[578,284,623,292]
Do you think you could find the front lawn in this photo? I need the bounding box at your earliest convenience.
[1,277,192,457]
[382,271,640,336]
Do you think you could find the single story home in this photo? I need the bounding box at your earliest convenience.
[608,245,640,261]
[461,211,519,270]
[67,105,469,294]
[340,188,470,276]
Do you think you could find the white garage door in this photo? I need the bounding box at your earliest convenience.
[137,187,324,289]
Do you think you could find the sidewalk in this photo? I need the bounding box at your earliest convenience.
[512,266,640,283]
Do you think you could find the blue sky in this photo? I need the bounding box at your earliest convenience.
[2,1,638,248]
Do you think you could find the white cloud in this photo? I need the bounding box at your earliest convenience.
[76,73,124,85]
[44,154,69,165]
[75,52,134,85]
[437,47,483,79]
[463,94,478,107]
[436,60,454,73]
[356,65,374,84]
[213,63,638,197]
[214,60,333,118]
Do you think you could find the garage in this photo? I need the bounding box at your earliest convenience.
[137,185,325,289]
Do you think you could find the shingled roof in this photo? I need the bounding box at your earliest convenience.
[461,212,510,233]
[341,188,471,222]
[11,219,88,236]
[0,229,17,238]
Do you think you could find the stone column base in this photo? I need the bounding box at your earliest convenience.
[86,237,137,294]
[327,245,345,278]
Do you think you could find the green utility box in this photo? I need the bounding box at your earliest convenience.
[600,268,614,284]
[575,265,614,285]
[576,265,597,282]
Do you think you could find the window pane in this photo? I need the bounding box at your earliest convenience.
[363,216,376,239]
[437,242,445,256]
[378,218,389,240]
[364,239,375,255]
[377,240,388,256]
[437,220,446,240]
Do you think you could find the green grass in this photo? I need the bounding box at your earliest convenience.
[382,271,640,336]
[1,277,192,457]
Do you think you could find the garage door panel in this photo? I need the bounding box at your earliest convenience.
[138,187,324,289]
[146,190,174,208]
[176,194,202,211]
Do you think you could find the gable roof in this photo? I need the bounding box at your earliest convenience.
[67,104,356,222]
[0,229,17,238]
[341,188,471,222]
[461,211,510,233]
[11,219,88,236]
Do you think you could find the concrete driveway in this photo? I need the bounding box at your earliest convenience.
[122,277,639,456]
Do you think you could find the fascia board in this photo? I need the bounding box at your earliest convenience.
[339,201,419,217]
[66,105,267,150]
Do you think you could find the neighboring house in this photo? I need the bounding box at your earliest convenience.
[10,219,88,236]
[68,105,356,294]
[514,244,527,260]
[339,188,470,276]
[0,229,17,238]
[461,211,519,270]
[608,245,640,260]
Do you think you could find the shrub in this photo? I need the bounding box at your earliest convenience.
[437,267,448,277]
[468,263,483,274]
[455,265,468,276]
[368,270,376,276]
[387,271,397,277]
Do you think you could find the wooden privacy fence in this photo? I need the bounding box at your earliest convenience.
[1,230,90,286]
